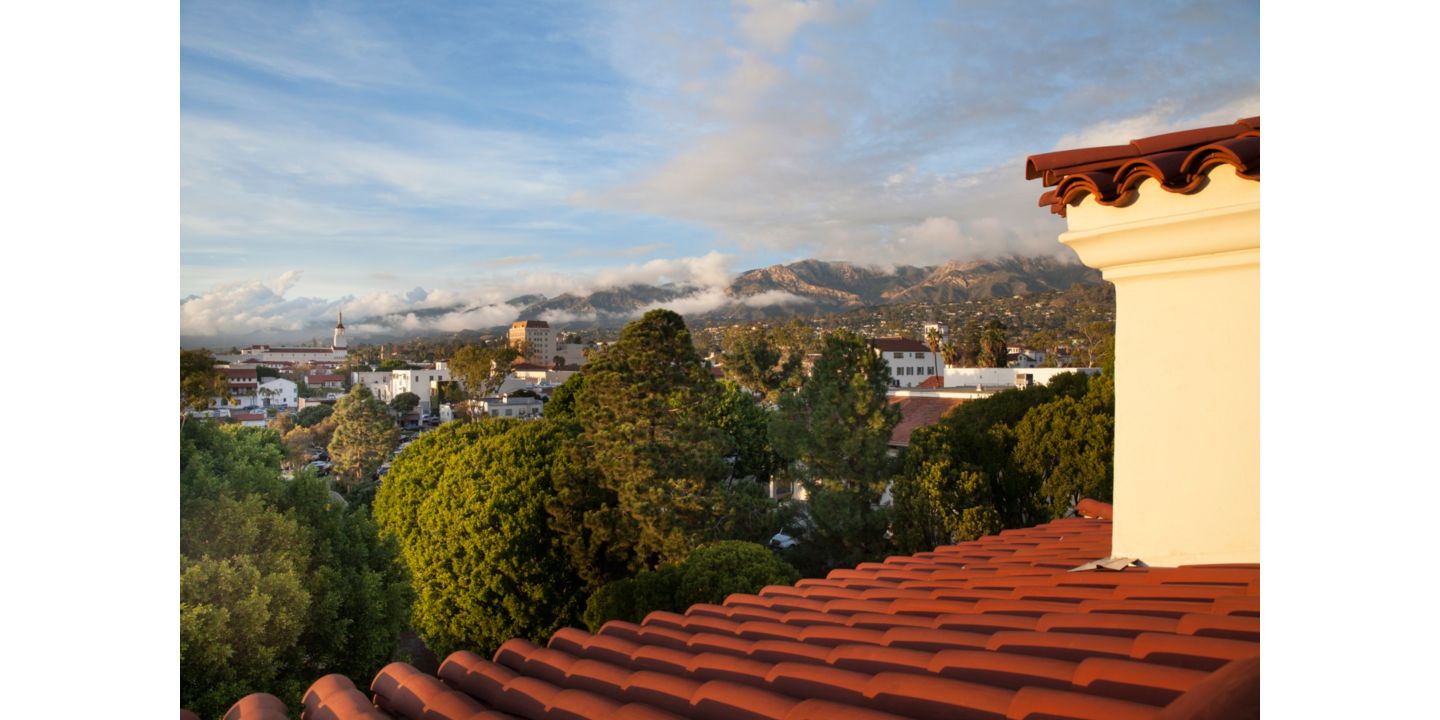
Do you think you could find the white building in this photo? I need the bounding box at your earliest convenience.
[391,362,452,416]
[872,338,941,388]
[257,378,297,408]
[212,367,258,408]
[942,366,1101,390]
[238,312,349,365]
[479,394,545,419]
[228,411,269,428]
[509,320,556,366]
[351,371,393,402]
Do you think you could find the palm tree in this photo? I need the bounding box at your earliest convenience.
[924,327,944,379]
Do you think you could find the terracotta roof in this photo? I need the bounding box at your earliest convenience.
[229,412,268,422]
[873,338,932,353]
[221,368,258,380]
[887,397,965,447]
[202,514,1258,719]
[308,374,345,383]
[915,376,945,390]
[1026,117,1259,216]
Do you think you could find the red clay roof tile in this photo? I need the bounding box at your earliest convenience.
[202,512,1258,719]
[222,693,289,720]
[1025,117,1259,216]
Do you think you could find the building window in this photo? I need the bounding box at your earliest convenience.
[893,352,903,359]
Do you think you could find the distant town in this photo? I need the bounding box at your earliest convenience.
[187,283,1113,445]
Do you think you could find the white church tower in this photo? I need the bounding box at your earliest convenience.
[332,311,347,352]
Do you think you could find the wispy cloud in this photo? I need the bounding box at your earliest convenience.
[181,0,1257,315]
[576,0,1259,267]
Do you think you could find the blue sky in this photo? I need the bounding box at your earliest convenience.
[180,0,1258,342]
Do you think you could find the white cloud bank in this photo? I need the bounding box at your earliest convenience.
[180,253,812,344]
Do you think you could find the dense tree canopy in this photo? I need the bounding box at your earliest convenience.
[449,344,521,409]
[389,391,420,415]
[549,310,774,589]
[180,421,409,720]
[295,404,333,428]
[328,385,399,491]
[1013,373,1115,518]
[582,541,798,631]
[769,331,899,573]
[719,326,804,403]
[891,371,1112,553]
[374,420,585,657]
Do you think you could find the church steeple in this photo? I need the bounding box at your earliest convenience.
[332,310,347,351]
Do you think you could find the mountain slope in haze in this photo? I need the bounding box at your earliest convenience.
[184,256,1103,347]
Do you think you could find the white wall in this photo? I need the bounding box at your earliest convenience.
[1061,166,1259,566]
[390,366,452,414]
[257,378,297,408]
[879,350,941,388]
[941,367,1099,389]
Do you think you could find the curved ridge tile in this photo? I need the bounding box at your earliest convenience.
[223,693,290,720]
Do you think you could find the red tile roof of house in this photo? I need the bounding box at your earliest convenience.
[887,396,965,447]
[308,374,345,383]
[221,368,258,380]
[873,338,932,353]
[1026,117,1259,216]
[229,412,267,422]
[915,375,945,390]
[200,511,1259,719]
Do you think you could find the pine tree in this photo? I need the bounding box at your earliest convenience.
[548,310,735,587]
[769,331,900,572]
[328,384,399,492]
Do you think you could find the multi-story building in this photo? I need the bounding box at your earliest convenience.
[508,320,555,366]
[212,367,258,408]
[390,362,452,416]
[257,378,297,408]
[872,337,941,388]
[350,370,393,402]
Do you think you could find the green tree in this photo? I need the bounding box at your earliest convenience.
[373,420,585,657]
[709,381,783,484]
[389,391,420,416]
[959,319,983,366]
[180,421,409,719]
[720,326,803,403]
[940,341,962,367]
[769,331,899,572]
[328,385,399,492]
[449,344,521,411]
[181,349,229,419]
[979,320,1009,368]
[1080,320,1116,369]
[673,540,800,608]
[925,327,944,377]
[296,404,333,428]
[581,541,798,631]
[890,372,1110,553]
[1012,373,1114,518]
[377,359,410,371]
[548,310,736,588]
